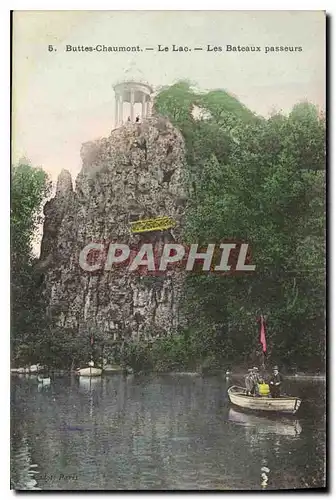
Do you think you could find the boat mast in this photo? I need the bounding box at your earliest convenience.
[259,313,267,372]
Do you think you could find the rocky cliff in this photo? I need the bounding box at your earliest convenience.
[39,115,187,342]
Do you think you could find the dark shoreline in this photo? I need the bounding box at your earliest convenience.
[11,368,326,380]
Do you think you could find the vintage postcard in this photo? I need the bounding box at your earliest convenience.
[11,10,326,491]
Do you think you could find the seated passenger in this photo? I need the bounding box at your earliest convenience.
[244,369,254,395]
[251,367,261,395]
[269,366,282,398]
[257,379,270,397]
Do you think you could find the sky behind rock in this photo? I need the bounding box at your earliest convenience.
[12,10,325,185]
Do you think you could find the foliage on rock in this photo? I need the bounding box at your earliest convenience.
[155,82,325,371]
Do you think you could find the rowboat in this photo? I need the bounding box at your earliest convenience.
[11,364,44,374]
[228,386,302,414]
[77,367,102,377]
[103,364,124,374]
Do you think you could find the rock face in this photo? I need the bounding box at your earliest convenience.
[39,116,187,342]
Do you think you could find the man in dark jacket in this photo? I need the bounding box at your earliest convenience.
[269,366,282,398]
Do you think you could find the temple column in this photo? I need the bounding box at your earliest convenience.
[141,93,146,120]
[114,94,119,128]
[118,94,123,125]
[130,90,135,122]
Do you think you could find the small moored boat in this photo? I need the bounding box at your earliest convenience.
[77,367,102,377]
[228,386,302,415]
[103,364,124,374]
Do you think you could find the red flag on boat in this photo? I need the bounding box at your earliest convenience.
[259,314,267,353]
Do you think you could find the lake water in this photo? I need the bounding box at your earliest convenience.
[10,374,326,491]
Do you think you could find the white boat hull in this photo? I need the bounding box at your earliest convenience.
[228,386,302,414]
[77,367,102,377]
[11,365,44,374]
[103,365,123,374]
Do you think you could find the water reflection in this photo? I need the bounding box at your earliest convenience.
[78,376,102,392]
[15,374,38,381]
[11,434,41,490]
[10,375,325,490]
[38,383,51,392]
[228,408,302,437]
[228,407,303,489]
[260,464,270,488]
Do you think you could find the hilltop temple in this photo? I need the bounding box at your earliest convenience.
[113,81,153,128]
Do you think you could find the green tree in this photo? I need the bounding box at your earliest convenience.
[155,83,325,371]
[11,161,51,365]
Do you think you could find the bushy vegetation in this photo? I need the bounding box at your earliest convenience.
[11,82,325,373]
[11,162,51,365]
[153,81,325,372]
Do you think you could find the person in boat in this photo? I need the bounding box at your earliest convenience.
[244,369,254,396]
[269,366,282,398]
[251,367,262,395]
[88,359,94,367]
[257,377,271,397]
